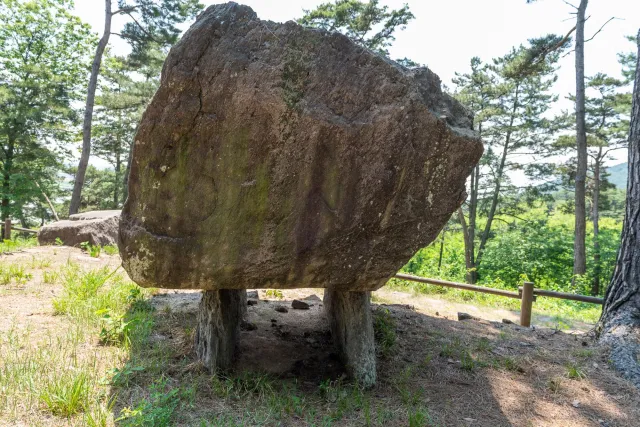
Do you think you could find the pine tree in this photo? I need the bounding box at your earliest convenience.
[92,54,160,208]
[69,0,203,215]
[452,57,498,283]
[298,0,414,57]
[453,39,564,282]
[0,0,94,222]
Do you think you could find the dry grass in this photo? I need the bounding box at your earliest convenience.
[0,246,639,426]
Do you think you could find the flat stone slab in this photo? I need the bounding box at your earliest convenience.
[38,210,120,247]
[69,210,121,221]
[119,2,482,291]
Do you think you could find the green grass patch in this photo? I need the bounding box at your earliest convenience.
[0,263,32,285]
[39,370,91,417]
[103,244,119,255]
[0,237,37,254]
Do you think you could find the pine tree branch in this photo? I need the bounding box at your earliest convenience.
[584,17,620,43]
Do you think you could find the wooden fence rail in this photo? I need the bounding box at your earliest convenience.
[2,219,38,240]
[393,272,603,327]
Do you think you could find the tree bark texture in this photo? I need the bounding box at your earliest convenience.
[69,0,112,215]
[1,140,14,221]
[598,29,640,387]
[592,149,601,296]
[323,290,376,387]
[194,289,244,371]
[573,0,588,277]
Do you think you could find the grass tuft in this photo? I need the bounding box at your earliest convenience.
[39,370,91,417]
[373,307,397,357]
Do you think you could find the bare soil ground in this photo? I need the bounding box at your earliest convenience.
[1,246,640,426]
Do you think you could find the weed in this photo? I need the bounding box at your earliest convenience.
[0,236,37,254]
[265,289,284,299]
[440,337,463,358]
[373,307,397,357]
[39,370,91,417]
[460,351,476,372]
[394,367,423,407]
[0,263,32,285]
[103,244,119,255]
[55,237,64,246]
[548,376,562,393]
[117,379,182,426]
[408,407,431,427]
[573,349,594,358]
[29,255,52,269]
[43,270,59,284]
[80,241,101,258]
[98,310,134,347]
[502,357,524,373]
[109,362,145,387]
[566,362,586,380]
[475,337,492,352]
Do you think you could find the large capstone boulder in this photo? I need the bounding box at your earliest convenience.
[38,210,120,247]
[119,2,482,291]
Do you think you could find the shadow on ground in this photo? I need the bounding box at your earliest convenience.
[110,290,640,426]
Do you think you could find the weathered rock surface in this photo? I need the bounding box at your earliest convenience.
[119,2,482,291]
[324,290,376,387]
[38,210,120,247]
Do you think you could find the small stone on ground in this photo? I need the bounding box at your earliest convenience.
[292,299,310,310]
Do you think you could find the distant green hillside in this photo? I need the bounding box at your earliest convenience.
[606,163,627,189]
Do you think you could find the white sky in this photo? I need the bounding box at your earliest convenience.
[73,0,640,173]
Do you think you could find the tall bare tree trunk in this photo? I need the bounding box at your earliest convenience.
[123,136,134,203]
[591,150,602,296]
[597,29,640,387]
[1,139,14,222]
[69,0,112,215]
[573,0,588,278]
[437,228,446,272]
[458,208,473,282]
[114,154,121,209]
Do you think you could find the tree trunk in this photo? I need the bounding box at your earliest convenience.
[438,228,446,272]
[591,149,602,296]
[458,208,474,282]
[597,29,640,387]
[69,0,112,215]
[468,163,479,283]
[123,138,134,203]
[114,153,121,208]
[1,140,14,221]
[573,0,588,278]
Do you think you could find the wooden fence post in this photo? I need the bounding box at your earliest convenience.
[3,218,11,240]
[520,281,534,327]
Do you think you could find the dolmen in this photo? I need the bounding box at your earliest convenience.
[119,2,482,387]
